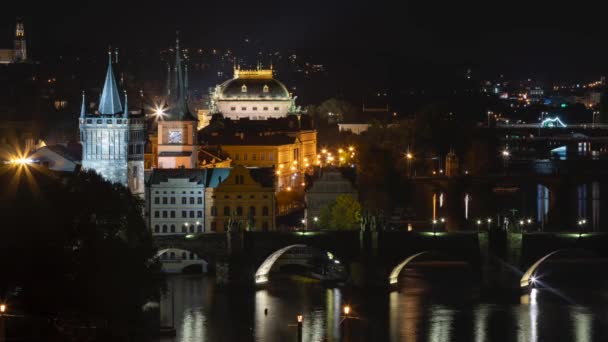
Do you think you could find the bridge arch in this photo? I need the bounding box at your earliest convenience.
[389,251,432,285]
[254,244,343,284]
[157,248,208,274]
[520,248,594,289]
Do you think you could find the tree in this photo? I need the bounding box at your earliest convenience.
[0,166,162,338]
[321,195,361,230]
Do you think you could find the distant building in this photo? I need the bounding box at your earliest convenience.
[157,37,198,169]
[209,66,299,120]
[0,18,27,64]
[146,165,275,234]
[338,123,371,135]
[29,145,81,172]
[78,51,145,196]
[305,168,357,229]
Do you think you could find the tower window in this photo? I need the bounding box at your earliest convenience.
[231,107,236,111]
[263,85,269,93]
[263,107,268,111]
[274,107,279,111]
[241,84,247,92]
[252,107,258,111]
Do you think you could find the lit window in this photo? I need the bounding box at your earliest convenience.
[263,107,268,111]
[241,84,247,92]
[231,107,236,111]
[253,107,258,111]
[263,85,269,93]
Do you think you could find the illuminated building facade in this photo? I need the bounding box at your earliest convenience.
[79,51,145,196]
[209,66,299,120]
[0,18,27,64]
[146,165,275,234]
[157,37,198,169]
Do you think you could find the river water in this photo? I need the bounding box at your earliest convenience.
[158,265,608,342]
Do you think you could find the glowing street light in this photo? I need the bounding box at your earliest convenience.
[343,305,351,316]
[406,153,413,160]
[348,146,354,152]
[153,104,167,119]
[0,304,5,313]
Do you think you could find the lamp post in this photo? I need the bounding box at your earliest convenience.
[432,219,438,235]
[0,303,6,342]
[405,150,413,177]
[296,314,303,341]
[577,218,587,237]
[476,219,482,232]
[486,218,492,231]
[501,149,510,173]
[342,305,351,341]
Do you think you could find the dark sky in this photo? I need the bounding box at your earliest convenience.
[2,0,608,79]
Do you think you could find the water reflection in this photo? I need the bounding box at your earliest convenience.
[160,275,606,342]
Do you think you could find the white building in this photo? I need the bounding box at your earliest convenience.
[209,67,297,120]
[148,169,207,235]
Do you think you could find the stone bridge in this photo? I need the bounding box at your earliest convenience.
[153,230,608,290]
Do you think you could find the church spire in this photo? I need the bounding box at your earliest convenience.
[98,48,123,115]
[123,90,128,118]
[80,91,86,118]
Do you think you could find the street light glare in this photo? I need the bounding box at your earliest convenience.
[343,305,351,316]
[0,303,5,313]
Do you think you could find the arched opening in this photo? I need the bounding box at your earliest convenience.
[156,248,209,274]
[520,249,605,289]
[389,251,431,285]
[254,244,345,284]
[389,251,474,287]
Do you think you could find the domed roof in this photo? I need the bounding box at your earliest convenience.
[218,71,290,100]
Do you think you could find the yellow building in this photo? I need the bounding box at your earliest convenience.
[205,129,316,190]
[205,165,275,232]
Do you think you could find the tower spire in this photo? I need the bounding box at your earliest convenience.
[98,47,123,115]
[123,90,128,118]
[80,91,86,118]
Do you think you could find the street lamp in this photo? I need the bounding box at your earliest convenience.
[343,305,351,316]
[501,149,510,171]
[0,304,5,313]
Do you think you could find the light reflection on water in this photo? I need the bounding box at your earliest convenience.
[159,275,607,342]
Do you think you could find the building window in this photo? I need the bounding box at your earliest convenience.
[274,107,279,111]
[154,197,160,204]
[253,107,258,111]
[162,211,168,218]
[235,153,239,161]
[162,197,168,204]
[170,224,176,233]
[155,211,160,218]
[182,197,187,204]
[211,206,217,216]
[211,221,217,231]
[190,197,195,204]
[263,107,268,111]
[154,225,160,233]
[241,84,247,92]
[197,225,203,233]
[197,211,202,218]
[241,107,246,111]
[162,225,168,233]
[170,211,176,218]
[237,195,242,199]
[189,210,195,218]
[263,206,269,216]
[294,148,299,161]
[236,175,244,185]
[230,107,236,111]
[236,206,243,216]
[170,197,176,204]
[182,225,187,233]
[249,206,256,216]
[197,197,203,204]
[252,153,257,161]
[243,153,248,161]
[262,221,269,231]
[268,152,273,161]
[189,225,194,233]
[263,85,269,93]
[261,153,265,160]
[182,211,187,218]
[224,206,230,216]
[250,195,255,199]
[224,195,230,199]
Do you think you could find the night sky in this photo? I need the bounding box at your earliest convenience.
[2,0,608,80]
